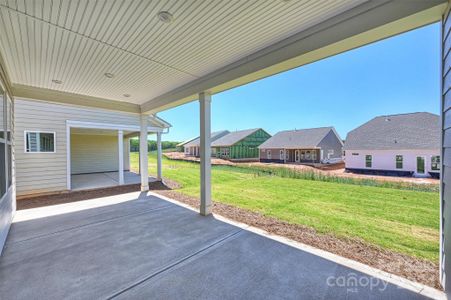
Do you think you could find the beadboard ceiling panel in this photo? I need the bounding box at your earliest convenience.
[0,0,365,104]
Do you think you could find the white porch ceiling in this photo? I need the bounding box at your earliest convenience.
[0,0,364,105]
[0,0,446,112]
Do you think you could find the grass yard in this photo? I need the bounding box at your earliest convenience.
[131,152,439,262]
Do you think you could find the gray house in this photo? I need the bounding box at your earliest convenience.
[344,112,440,177]
[184,130,230,157]
[258,127,343,164]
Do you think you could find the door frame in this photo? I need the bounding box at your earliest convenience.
[416,155,426,174]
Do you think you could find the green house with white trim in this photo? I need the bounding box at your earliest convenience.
[211,128,271,160]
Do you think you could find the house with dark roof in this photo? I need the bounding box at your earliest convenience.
[211,128,271,160]
[344,112,440,177]
[183,130,230,157]
[258,127,343,164]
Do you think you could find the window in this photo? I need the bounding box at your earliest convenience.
[25,131,55,153]
[395,155,403,169]
[6,97,12,187]
[327,149,334,159]
[0,90,5,198]
[280,150,284,160]
[220,148,229,157]
[432,156,440,171]
[267,150,271,159]
[365,155,372,168]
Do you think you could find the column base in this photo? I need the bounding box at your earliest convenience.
[200,205,212,216]
[141,185,149,192]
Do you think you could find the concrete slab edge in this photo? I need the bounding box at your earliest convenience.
[148,191,445,300]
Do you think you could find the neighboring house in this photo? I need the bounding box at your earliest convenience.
[14,98,170,197]
[176,137,197,153]
[258,127,343,164]
[344,112,440,178]
[212,128,271,160]
[184,130,230,157]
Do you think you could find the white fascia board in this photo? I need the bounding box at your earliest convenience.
[66,120,164,132]
[141,1,446,113]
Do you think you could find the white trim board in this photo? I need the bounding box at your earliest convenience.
[66,120,164,133]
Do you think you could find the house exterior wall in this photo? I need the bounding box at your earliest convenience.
[0,89,14,256]
[344,149,439,176]
[217,129,270,159]
[317,130,343,160]
[442,8,451,291]
[259,148,286,163]
[14,98,144,196]
[71,134,129,174]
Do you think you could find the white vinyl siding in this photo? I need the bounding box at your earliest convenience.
[345,149,440,175]
[71,134,128,174]
[14,98,143,196]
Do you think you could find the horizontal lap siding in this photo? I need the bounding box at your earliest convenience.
[14,98,141,196]
[443,8,451,291]
[71,134,119,174]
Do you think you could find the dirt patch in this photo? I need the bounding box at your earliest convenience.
[155,189,440,289]
[16,181,169,210]
[164,152,236,166]
[165,152,439,185]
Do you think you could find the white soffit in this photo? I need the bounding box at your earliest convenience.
[0,0,365,105]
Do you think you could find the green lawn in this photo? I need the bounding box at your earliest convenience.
[131,152,439,262]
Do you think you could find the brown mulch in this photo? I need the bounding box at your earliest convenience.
[155,186,440,289]
[17,179,440,289]
[16,181,169,210]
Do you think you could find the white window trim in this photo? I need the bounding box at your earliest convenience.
[279,150,284,160]
[24,130,56,153]
[267,150,271,159]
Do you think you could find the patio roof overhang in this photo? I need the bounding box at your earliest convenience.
[0,0,446,113]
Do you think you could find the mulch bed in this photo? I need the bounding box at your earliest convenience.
[16,181,169,210]
[17,179,440,289]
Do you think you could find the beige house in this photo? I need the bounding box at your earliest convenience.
[14,98,170,197]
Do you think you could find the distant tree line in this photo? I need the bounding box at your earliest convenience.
[130,139,179,152]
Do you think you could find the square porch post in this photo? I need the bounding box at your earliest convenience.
[199,92,212,216]
[118,130,124,185]
[140,115,149,191]
[156,131,162,181]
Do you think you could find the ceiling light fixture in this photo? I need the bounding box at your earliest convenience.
[104,73,114,78]
[157,11,174,23]
[123,94,131,98]
[52,79,62,84]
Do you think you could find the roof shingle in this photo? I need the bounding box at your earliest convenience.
[258,127,336,149]
[344,112,440,150]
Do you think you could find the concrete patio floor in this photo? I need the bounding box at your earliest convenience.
[71,171,156,190]
[0,192,442,299]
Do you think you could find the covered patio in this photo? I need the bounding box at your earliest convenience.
[0,192,439,299]
[0,0,449,298]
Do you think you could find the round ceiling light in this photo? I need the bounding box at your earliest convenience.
[104,72,114,78]
[123,94,131,98]
[52,79,62,84]
[157,11,174,23]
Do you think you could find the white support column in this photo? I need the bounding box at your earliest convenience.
[199,92,212,216]
[156,131,162,181]
[118,130,124,185]
[140,115,149,191]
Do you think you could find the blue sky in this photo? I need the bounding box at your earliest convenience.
[158,22,441,143]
